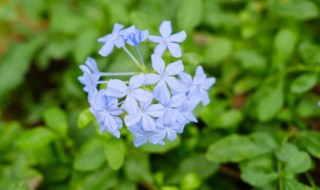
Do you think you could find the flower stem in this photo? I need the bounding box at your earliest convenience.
[122,46,146,73]
[135,45,145,67]
[99,72,135,76]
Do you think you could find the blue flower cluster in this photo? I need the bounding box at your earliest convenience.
[79,21,216,147]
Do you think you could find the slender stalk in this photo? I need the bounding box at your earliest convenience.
[99,72,135,76]
[122,46,140,66]
[122,46,146,73]
[97,81,108,84]
[305,172,316,189]
[135,45,145,67]
[97,81,129,84]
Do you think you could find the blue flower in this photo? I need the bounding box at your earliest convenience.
[158,92,186,116]
[124,29,149,46]
[178,96,201,127]
[149,21,187,58]
[89,89,123,138]
[78,57,100,100]
[98,24,135,57]
[179,66,216,106]
[128,125,164,147]
[124,99,164,131]
[152,113,183,144]
[144,54,185,100]
[105,74,153,113]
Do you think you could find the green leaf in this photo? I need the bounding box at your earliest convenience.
[104,138,126,170]
[233,75,261,95]
[140,137,180,153]
[16,127,57,150]
[43,106,68,138]
[298,131,320,159]
[204,37,232,65]
[0,35,45,101]
[276,143,311,174]
[73,28,99,64]
[177,0,202,32]
[299,41,320,65]
[270,1,318,21]
[180,172,201,190]
[73,138,105,171]
[124,150,153,183]
[0,122,21,152]
[170,154,218,184]
[274,28,298,62]
[206,132,276,163]
[240,155,278,188]
[290,73,317,94]
[256,82,283,121]
[77,108,95,129]
[284,179,312,190]
[82,167,117,190]
[234,50,267,73]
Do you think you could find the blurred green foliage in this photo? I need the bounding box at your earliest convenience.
[1,0,320,189]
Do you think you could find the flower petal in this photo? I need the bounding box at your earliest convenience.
[165,76,184,92]
[142,115,156,131]
[166,128,178,141]
[186,96,201,111]
[146,104,165,118]
[154,43,167,57]
[104,113,118,132]
[105,79,128,98]
[199,89,210,106]
[98,34,112,43]
[164,60,184,76]
[202,77,216,90]
[178,72,192,86]
[159,21,172,38]
[112,23,124,34]
[124,114,142,127]
[85,57,99,73]
[148,35,162,43]
[133,136,148,147]
[169,93,186,108]
[156,84,171,105]
[168,31,187,43]
[129,74,145,89]
[167,43,182,58]
[150,130,166,144]
[144,73,160,85]
[123,95,139,114]
[153,80,169,101]
[131,89,153,103]
[184,112,198,123]
[151,54,165,74]
[98,42,114,57]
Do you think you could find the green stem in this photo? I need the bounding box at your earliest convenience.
[306,172,316,190]
[122,46,147,73]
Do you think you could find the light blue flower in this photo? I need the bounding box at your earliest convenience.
[157,92,186,116]
[89,89,123,138]
[144,54,184,100]
[178,96,201,128]
[149,21,187,57]
[124,99,165,131]
[78,57,100,100]
[124,28,149,46]
[128,124,165,147]
[105,74,153,113]
[152,114,182,143]
[98,23,131,57]
[179,66,216,106]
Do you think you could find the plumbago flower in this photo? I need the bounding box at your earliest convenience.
[78,21,216,147]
